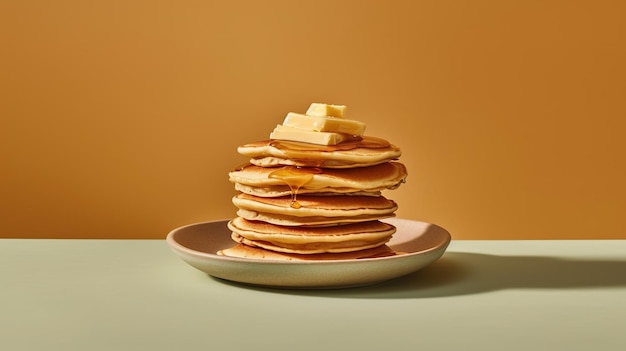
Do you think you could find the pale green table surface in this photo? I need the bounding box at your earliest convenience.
[1,239,625,351]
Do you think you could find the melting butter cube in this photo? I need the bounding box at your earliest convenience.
[283,112,365,136]
[306,103,347,117]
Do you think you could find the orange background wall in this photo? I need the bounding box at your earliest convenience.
[1,0,624,239]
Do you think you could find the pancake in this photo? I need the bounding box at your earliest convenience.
[229,162,407,198]
[217,243,397,261]
[227,217,395,254]
[234,184,382,197]
[238,136,402,168]
[233,193,398,226]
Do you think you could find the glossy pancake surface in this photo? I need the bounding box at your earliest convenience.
[229,162,407,197]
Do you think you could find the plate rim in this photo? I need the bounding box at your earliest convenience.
[166,217,451,266]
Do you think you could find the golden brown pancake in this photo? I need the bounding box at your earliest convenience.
[237,136,402,168]
[229,162,407,198]
[218,243,397,260]
[232,193,398,226]
[227,217,396,254]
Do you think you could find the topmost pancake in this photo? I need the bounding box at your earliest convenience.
[238,136,402,168]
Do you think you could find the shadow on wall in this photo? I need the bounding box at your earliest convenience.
[214,251,626,299]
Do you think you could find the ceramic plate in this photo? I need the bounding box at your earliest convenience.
[166,218,451,289]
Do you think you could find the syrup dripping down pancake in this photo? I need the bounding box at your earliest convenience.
[229,162,407,198]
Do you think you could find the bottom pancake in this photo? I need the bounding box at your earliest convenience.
[217,243,397,261]
[227,217,396,254]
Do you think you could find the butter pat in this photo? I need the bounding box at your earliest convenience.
[283,112,366,136]
[306,103,347,117]
[270,125,354,145]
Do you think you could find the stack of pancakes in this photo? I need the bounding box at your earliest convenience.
[218,105,407,261]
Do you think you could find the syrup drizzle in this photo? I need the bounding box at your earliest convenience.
[268,167,322,208]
